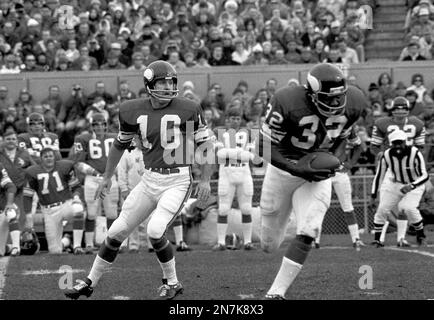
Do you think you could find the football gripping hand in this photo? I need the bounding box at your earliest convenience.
[292,154,334,182]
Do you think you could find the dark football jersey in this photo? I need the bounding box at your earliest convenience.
[115,97,209,168]
[0,163,15,210]
[18,132,59,160]
[371,116,425,148]
[73,132,117,173]
[25,160,80,206]
[260,85,366,161]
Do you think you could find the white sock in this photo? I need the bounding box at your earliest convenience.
[85,232,94,247]
[159,258,178,285]
[73,230,84,249]
[173,225,183,245]
[396,219,408,242]
[348,224,359,243]
[217,222,228,245]
[121,238,128,248]
[267,257,302,297]
[88,255,111,287]
[10,230,20,250]
[315,226,322,244]
[242,222,252,244]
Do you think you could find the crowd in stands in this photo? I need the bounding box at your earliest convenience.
[401,0,434,61]
[0,0,376,73]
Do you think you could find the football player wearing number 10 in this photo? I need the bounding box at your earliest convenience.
[64,60,214,300]
[257,63,367,299]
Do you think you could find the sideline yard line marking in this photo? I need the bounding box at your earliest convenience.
[112,295,130,300]
[385,247,434,259]
[0,257,10,300]
[22,269,85,275]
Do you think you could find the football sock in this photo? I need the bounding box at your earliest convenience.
[267,257,302,297]
[87,255,111,287]
[373,223,384,242]
[285,235,312,264]
[107,218,116,230]
[73,229,84,249]
[241,214,252,244]
[343,211,359,243]
[315,226,322,245]
[173,225,183,245]
[150,236,173,262]
[159,258,178,285]
[396,218,408,242]
[10,230,20,250]
[85,218,95,247]
[217,215,228,245]
[413,220,425,239]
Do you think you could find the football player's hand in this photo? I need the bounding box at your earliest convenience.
[94,177,112,200]
[4,203,18,212]
[400,184,414,194]
[292,154,334,182]
[72,195,82,205]
[195,180,211,202]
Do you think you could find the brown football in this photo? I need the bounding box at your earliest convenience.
[309,152,341,171]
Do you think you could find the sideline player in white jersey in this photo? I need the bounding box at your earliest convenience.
[371,130,428,247]
[212,107,256,251]
[72,113,118,253]
[370,96,426,247]
[314,126,365,249]
[256,63,367,299]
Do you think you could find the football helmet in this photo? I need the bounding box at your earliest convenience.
[20,228,40,255]
[143,60,178,103]
[389,96,410,118]
[90,112,107,135]
[306,63,348,117]
[27,112,45,135]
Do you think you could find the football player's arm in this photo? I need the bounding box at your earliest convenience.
[67,167,84,200]
[1,168,17,207]
[371,154,387,199]
[414,125,426,151]
[117,153,129,195]
[369,124,384,156]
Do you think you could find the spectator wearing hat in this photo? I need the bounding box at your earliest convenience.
[243,43,269,65]
[100,50,126,69]
[367,82,383,111]
[326,20,342,48]
[111,40,132,66]
[127,52,146,70]
[0,55,21,74]
[416,7,434,30]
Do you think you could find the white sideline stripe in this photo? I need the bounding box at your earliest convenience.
[112,295,131,300]
[0,257,10,300]
[22,269,85,275]
[385,247,434,258]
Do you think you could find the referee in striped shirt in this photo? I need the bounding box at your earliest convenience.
[370,129,428,247]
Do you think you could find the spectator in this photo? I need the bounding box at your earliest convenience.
[56,56,71,71]
[194,49,212,68]
[3,22,20,50]
[406,89,425,117]
[407,73,428,103]
[395,81,408,97]
[167,51,186,70]
[337,37,359,64]
[138,44,158,67]
[71,45,99,71]
[100,50,127,70]
[21,54,44,72]
[184,51,198,67]
[326,20,342,48]
[0,55,21,74]
[0,86,14,120]
[401,40,427,61]
[128,52,146,70]
[378,72,395,101]
[311,37,329,62]
[14,89,35,120]
[297,46,319,63]
[287,78,300,88]
[270,48,289,64]
[265,78,278,98]
[301,21,320,48]
[65,39,81,63]
[114,81,137,110]
[109,41,131,67]
[41,85,64,118]
[87,81,114,108]
[243,44,269,65]
[88,37,106,66]
[285,38,302,63]
[324,45,344,63]
[367,82,383,112]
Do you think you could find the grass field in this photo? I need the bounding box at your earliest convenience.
[1,232,434,300]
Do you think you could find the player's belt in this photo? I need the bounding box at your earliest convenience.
[224,163,248,167]
[148,167,180,175]
[41,201,63,209]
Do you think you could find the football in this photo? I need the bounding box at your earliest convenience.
[308,151,342,171]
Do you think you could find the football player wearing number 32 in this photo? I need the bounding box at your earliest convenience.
[257,63,367,299]
[64,61,214,300]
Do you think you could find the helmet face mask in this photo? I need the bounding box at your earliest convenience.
[91,113,107,135]
[27,113,45,135]
[307,63,348,117]
[20,229,40,255]
[390,96,410,118]
[143,61,179,106]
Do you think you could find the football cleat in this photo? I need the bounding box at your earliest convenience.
[397,238,411,247]
[156,279,184,300]
[243,242,256,250]
[212,243,226,251]
[85,246,96,255]
[64,279,93,300]
[176,241,191,252]
[148,247,155,253]
[417,237,428,247]
[312,242,320,249]
[10,247,20,257]
[264,293,286,300]
[353,239,365,251]
[73,247,85,255]
[372,240,384,248]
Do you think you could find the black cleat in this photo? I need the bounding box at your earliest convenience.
[371,240,384,248]
[417,237,428,247]
[176,241,192,252]
[243,242,256,250]
[64,279,93,300]
[397,238,411,247]
[353,239,365,251]
[156,279,184,300]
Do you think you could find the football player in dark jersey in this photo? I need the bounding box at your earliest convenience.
[73,113,118,253]
[256,63,367,299]
[370,96,426,247]
[25,148,85,254]
[65,60,214,300]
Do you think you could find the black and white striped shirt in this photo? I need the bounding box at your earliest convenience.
[371,146,429,196]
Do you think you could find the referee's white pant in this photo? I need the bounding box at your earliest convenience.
[374,178,424,225]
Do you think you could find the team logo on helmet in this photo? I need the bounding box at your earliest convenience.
[390,96,410,118]
[143,68,154,82]
[20,229,40,255]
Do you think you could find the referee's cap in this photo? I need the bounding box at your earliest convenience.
[389,130,407,143]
